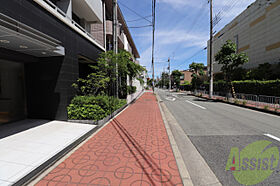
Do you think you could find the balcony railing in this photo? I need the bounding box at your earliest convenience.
[40,0,104,47]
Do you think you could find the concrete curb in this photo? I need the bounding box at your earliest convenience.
[17,91,145,186]
[156,94,194,186]
[157,93,222,186]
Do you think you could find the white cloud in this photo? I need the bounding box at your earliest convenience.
[156,30,208,48]
[136,0,256,77]
[159,0,202,9]
[138,28,208,76]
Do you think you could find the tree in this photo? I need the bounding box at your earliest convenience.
[147,78,153,87]
[72,51,114,96]
[189,62,205,90]
[215,40,249,98]
[171,70,182,91]
[247,63,272,80]
[159,72,170,88]
[72,50,145,98]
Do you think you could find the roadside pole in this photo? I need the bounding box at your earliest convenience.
[168,57,171,92]
[113,0,118,97]
[152,0,156,93]
[209,0,214,98]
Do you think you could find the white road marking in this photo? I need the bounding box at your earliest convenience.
[166,97,176,101]
[264,134,280,142]
[185,100,207,110]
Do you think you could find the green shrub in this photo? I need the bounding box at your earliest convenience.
[127,86,137,94]
[68,95,126,120]
[242,101,247,106]
[203,80,280,96]
[68,104,106,120]
[234,100,240,104]
[264,106,269,110]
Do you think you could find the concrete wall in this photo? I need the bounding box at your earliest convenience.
[208,0,280,73]
[127,78,143,104]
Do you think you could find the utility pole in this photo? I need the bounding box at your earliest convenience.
[168,57,171,92]
[162,68,165,89]
[151,0,156,93]
[113,0,118,97]
[209,0,214,98]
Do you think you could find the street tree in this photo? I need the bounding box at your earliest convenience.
[158,72,169,88]
[215,40,249,98]
[171,70,182,91]
[72,50,145,98]
[189,62,205,90]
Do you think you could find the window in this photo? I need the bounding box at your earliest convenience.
[234,35,239,51]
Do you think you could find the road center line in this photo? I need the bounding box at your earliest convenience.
[264,134,280,142]
[185,100,206,110]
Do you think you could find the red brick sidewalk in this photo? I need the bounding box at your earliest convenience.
[36,93,183,186]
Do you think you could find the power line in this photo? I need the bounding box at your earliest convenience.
[175,48,207,69]
[169,1,209,60]
[118,1,152,24]
[213,0,245,28]
[127,15,152,22]
[213,0,237,27]
[128,25,152,29]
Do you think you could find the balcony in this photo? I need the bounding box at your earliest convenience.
[106,20,124,46]
[72,0,103,23]
[34,0,105,51]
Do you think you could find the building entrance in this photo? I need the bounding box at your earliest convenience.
[0,60,26,124]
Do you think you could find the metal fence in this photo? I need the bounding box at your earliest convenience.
[234,93,280,110]
[194,90,280,110]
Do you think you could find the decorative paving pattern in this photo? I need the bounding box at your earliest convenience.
[36,93,182,186]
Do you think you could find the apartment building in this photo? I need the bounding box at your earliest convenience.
[0,0,140,124]
[208,0,280,73]
[180,67,208,85]
[104,1,140,59]
[180,70,193,85]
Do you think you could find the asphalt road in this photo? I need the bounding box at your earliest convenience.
[157,89,280,186]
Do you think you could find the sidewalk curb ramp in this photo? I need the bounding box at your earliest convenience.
[156,93,222,186]
[14,90,145,186]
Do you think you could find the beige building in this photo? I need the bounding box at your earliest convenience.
[208,0,280,73]
[180,70,193,84]
[180,67,207,85]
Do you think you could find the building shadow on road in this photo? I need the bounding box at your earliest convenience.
[193,98,219,102]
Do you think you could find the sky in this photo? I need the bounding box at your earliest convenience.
[118,0,256,78]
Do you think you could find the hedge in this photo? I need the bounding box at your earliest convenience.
[127,85,137,94]
[202,80,280,96]
[68,95,126,120]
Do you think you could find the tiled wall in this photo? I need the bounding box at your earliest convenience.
[91,23,105,47]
